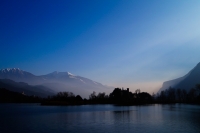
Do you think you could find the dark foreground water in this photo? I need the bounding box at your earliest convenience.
[0,104,200,133]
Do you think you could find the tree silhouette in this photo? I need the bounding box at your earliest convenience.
[89,91,96,100]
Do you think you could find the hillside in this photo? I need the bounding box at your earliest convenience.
[159,62,200,92]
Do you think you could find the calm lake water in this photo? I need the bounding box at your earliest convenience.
[0,104,200,133]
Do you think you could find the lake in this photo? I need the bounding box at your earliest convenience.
[0,104,200,133]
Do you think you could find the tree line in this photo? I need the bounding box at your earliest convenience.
[43,85,200,105]
[1,84,200,105]
[155,84,200,104]
[42,88,153,105]
[0,88,41,103]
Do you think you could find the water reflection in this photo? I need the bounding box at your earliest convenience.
[0,104,200,133]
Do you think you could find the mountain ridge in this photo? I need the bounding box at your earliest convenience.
[159,62,200,92]
[0,68,112,98]
[0,79,55,97]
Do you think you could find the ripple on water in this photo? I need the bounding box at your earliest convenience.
[0,104,200,133]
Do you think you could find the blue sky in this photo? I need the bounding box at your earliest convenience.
[1,0,200,93]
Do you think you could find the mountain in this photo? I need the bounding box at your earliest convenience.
[0,68,112,98]
[0,68,44,84]
[159,62,200,92]
[0,79,55,97]
[40,71,112,98]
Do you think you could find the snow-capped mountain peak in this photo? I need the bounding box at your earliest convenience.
[50,71,74,75]
[67,72,74,76]
[0,68,22,73]
[0,68,112,98]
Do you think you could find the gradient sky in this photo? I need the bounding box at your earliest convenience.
[1,0,200,93]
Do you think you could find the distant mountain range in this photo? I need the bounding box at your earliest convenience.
[0,68,112,98]
[0,79,55,97]
[159,62,200,92]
